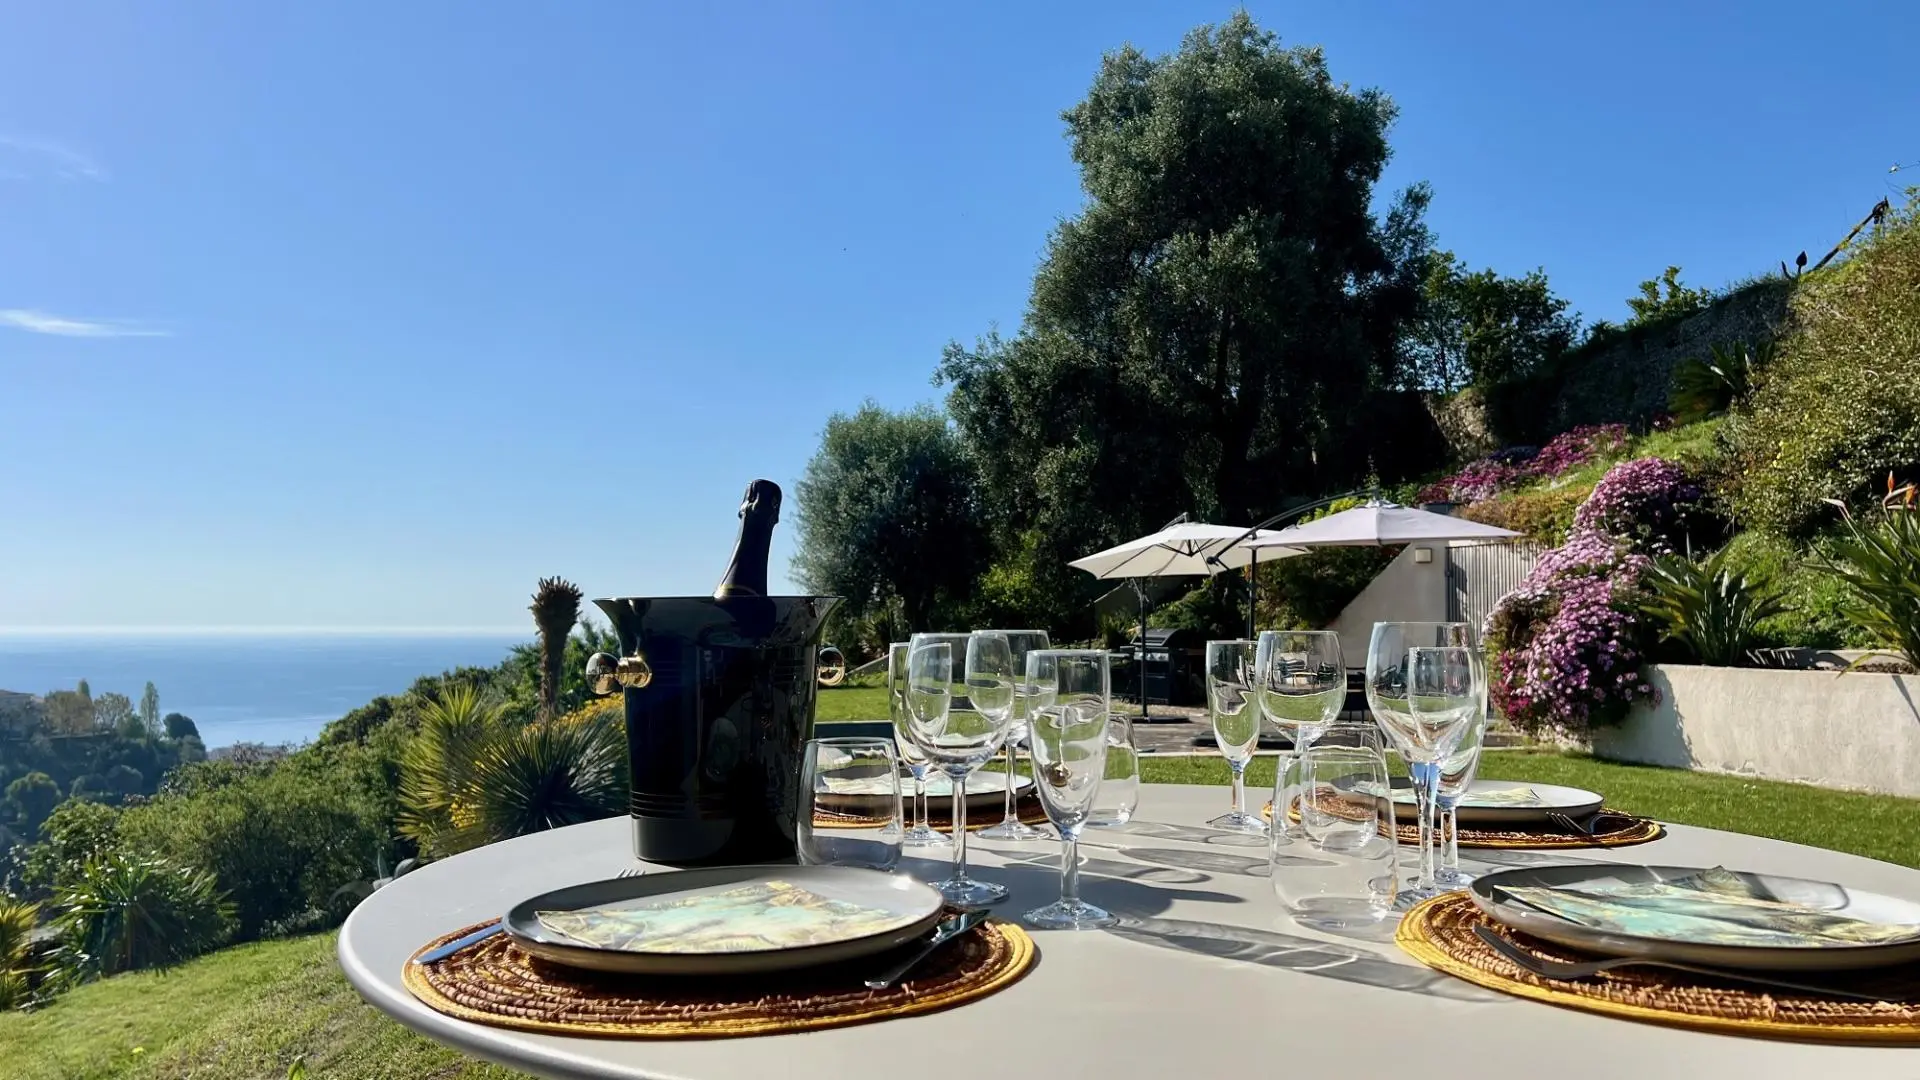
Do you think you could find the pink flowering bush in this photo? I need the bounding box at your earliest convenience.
[1528,424,1629,480]
[1485,456,1708,733]
[1417,424,1630,507]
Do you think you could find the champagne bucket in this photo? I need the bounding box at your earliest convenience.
[587,594,841,866]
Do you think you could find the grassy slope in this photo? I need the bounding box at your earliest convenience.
[13,746,1919,1079]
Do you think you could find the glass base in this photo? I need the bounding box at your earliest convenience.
[979,817,1051,841]
[1205,810,1269,835]
[932,875,1008,908]
[1023,899,1116,930]
[1435,866,1477,889]
[902,824,950,848]
[1392,881,1454,909]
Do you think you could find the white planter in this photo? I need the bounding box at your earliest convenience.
[1589,664,1920,797]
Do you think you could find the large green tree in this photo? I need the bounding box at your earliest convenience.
[792,402,986,632]
[1403,250,1578,390]
[940,14,1429,611]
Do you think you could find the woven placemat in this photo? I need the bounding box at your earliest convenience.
[1261,798,1663,850]
[404,918,1036,1038]
[820,792,1050,833]
[1396,892,1920,1043]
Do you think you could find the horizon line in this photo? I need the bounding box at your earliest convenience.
[0,625,537,637]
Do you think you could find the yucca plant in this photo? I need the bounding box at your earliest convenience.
[530,577,584,721]
[397,685,509,857]
[0,893,38,1008]
[1820,479,1920,671]
[1639,547,1786,667]
[461,710,627,842]
[51,854,234,978]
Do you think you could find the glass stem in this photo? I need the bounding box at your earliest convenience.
[950,772,969,882]
[1443,804,1460,872]
[914,773,927,831]
[1000,743,1017,824]
[1060,832,1081,906]
[1412,763,1438,891]
[1229,761,1246,817]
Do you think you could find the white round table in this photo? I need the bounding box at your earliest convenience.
[339,784,1920,1080]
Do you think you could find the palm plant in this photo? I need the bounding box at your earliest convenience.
[1821,480,1920,671]
[0,893,38,1008]
[1639,548,1786,667]
[1669,340,1772,423]
[397,685,509,857]
[51,854,234,978]
[530,577,584,721]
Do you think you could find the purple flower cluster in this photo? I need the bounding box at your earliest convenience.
[1485,457,1699,733]
[1571,456,1704,557]
[1417,425,1631,506]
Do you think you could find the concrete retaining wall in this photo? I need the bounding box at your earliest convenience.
[1591,664,1920,797]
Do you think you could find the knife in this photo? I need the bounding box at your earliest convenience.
[865,910,990,990]
[418,920,505,964]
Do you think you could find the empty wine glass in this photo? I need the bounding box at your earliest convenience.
[1023,701,1113,930]
[905,633,1015,907]
[888,641,947,848]
[1089,713,1139,828]
[1272,742,1398,928]
[1431,698,1488,889]
[1204,639,1265,833]
[1256,630,1345,841]
[1375,637,1479,902]
[980,629,1051,841]
[796,737,902,871]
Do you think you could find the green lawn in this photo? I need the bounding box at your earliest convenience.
[10,746,1920,1078]
[814,684,888,722]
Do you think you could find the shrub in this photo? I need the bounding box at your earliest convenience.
[50,853,234,978]
[0,893,36,1008]
[115,744,394,940]
[1254,546,1398,629]
[1670,341,1771,423]
[1716,532,1868,649]
[16,798,121,903]
[1529,424,1630,481]
[1819,484,1920,670]
[1729,199,1920,534]
[1459,485,1588,545]
[1638,548,1786,666]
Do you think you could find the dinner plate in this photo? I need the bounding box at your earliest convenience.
[1378,778,1603,825]
[502,865,945,975]
[1471,864,1920,972]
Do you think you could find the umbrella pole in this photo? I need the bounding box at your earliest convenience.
[1136,579,1151,721]
[1246,547,1259,639]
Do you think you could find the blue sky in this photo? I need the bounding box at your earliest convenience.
[2,2,1914,630]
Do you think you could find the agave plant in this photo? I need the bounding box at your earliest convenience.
[1639,548,1786,667]
[51,854,234,978]
[0,893,38,1008]
[530,577,584,722]
[1820,479,1920,671]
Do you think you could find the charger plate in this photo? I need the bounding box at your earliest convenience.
[1396,892,1920,1044]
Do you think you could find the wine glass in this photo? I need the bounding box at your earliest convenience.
[1023,701,1113,930]
[1271,742,1398,928]
[905,634,1015,907]
[1203,640,1265,833]
[1256,630,1345,841]
[1088,713,1139,828]
[980,629,1051,841]
[796,737,902,871]
[1368,624,1479,902]
[1432,698,1489,889]
[888,642,947,848]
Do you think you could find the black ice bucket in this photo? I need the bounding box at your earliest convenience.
[586,595,841,866]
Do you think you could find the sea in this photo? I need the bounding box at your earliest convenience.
[0,631,532,750]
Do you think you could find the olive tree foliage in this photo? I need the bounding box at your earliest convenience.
[791,402,987,632]
[1401,250,1578,391]
[938,15,1431,626]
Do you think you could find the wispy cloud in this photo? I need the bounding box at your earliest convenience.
[0,135,107,181]
[0,309,171,338]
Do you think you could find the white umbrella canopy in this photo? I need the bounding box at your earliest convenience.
[1245,502,1520,549]
[1069,521,1306,579]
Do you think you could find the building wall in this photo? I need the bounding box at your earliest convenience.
[1326,543,1450,668]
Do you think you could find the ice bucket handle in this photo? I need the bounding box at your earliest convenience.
[585,650,653,695]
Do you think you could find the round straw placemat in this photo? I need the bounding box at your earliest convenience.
[1396,893,1920,1044]
[818,793,1050,833]
[404,918,1036,1039]
[1260,799,1663,849]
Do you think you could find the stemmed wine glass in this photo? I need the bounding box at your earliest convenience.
[906,634,1015,907]
[887,641,946,848]
[980,629,1051,841]
[1203,640,1265,833]
[1365,621,1478,901]
[1023,699,1113,930]
[1256,630,1345,841]
[1433,696,1489,889]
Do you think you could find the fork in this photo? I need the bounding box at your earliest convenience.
[1547,810,1632,836]
[1471,924,1893,1003]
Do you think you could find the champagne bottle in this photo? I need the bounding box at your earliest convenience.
[714,479,781,599]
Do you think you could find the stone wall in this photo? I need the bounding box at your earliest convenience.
[1589,664,1920,797]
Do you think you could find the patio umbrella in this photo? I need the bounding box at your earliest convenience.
[1069,518,1305,718]
[1244,500,1521,549]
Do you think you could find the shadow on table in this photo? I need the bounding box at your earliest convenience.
[899,853,1245,915]
[1107,915,1503,1002]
